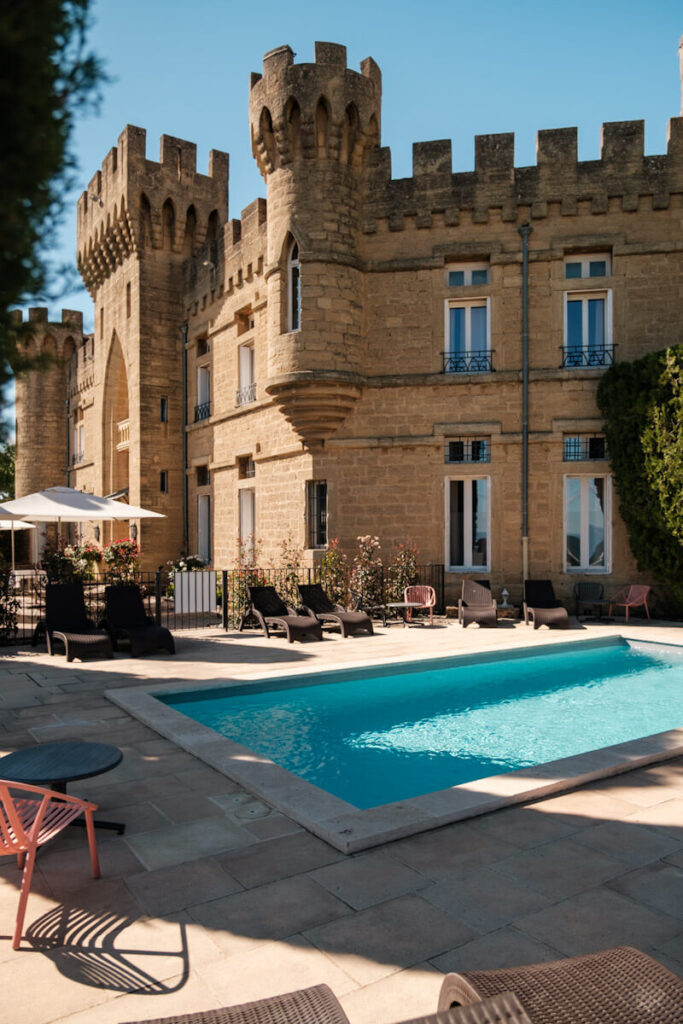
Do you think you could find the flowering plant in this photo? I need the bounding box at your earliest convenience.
[350,535,383,607]
[318,538,349,606]
[386,538,419,601]
[167,554,207,572]
[103,538,139,581]
[63,542,102,581]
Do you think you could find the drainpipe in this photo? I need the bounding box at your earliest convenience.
[518,223,532,582]
[65,398,71,487]
[180,322,189,555]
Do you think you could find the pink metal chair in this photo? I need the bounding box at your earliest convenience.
[404,585,436,625]
[608,585,651,623]
[0,780,100,949]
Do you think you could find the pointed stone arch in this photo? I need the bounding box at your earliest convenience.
[102,332,130,536]
[139,193,153,248]
[162,198,176,250]
[259,106,277,171]
[315,97,330,157]
[284,97,302,162]
[341,103,360,165]
[183,205,197,255]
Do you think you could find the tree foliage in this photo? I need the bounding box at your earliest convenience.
[597,346,683,615]
[0,1,105,390]
[0,440,14,501]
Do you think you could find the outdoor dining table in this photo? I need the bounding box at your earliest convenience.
[375,601,424,627]
[0,740,126,833]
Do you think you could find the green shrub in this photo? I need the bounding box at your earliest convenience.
[317,538,350,606]
[386,538,419,601]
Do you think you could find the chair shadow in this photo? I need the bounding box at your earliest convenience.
[21,904,188,994]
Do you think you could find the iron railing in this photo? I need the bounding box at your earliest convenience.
[561,346,615,368]
[235,382,256,407]
[0,563,446,645]
[194,401,211,422]
[445,439,490,464]
[563,436,608,461]
[442,351,494,374]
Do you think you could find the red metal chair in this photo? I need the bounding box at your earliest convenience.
[0,780,100,949]
[608,585,651,623]
[404,585,436,625]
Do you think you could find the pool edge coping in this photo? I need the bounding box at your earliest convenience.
[106,631,683,854]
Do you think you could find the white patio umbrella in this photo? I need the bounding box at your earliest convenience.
[0,520,35,571]
[1,486,164,553]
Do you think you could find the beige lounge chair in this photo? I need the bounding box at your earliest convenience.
[438,945,683,1024]
[458,579,498,627]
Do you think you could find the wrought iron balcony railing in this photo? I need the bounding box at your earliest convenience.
[561,345,615,368]
[442,350,494,374]
[445,439,491,464]
[235,382,256,407]
[71,452,85,466]
[563,436,609,461]
[194,401,211,422]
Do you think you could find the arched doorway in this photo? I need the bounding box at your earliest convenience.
[102,333,130,544]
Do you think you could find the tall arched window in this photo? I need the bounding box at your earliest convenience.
[287,240,300,332]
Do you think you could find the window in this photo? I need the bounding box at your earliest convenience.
[160,396,168,422]
[306,481,327,548]
[198,494,211,564]
[562,291,613,367]
[287,241,300,332]
[236,343,255,406]
[565,254,611,279]
[239,488,255,560]
[563,435,608,461]
[196,465,210,486]
[445,438,491,464]
[444,299,492,373]
[564,476,610,572]
[126,282,131,318]
[237,455,255,479]
[447,262,490,287]
[195,365,211,421]
[446,477,490,571]
[196,337,209,357]
[160,470,169,493]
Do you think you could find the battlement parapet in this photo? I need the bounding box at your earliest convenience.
[14,308,84,332]
[363,117,683,230]
[77,124,229,296]
[249,41,381,178]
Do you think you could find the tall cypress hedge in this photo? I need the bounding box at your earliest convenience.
[597,346,683,617]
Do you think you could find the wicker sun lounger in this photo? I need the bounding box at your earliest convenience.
[523,579,570,629]
[45,582,113,662]
[458,579,498,627]
[438,945,683,1024]
[102,584,175,657]
[298,583,374,637]
[122,983,531,1024]
[242,585,323,643]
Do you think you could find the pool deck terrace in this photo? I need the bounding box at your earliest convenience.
[0,616,682,1023]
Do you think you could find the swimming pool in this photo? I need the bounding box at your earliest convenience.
[159,636,683,807]
[110,634,683,852]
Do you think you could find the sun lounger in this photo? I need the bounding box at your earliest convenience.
[298,584,373,637]
[523,579,570,629]
[458,579,497,627]
[103,584,175,656]
[44,582,113,662]
[242,585,323,643]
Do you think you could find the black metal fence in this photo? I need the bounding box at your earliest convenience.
[0,563,445,645]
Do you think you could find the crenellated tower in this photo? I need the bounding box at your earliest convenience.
[249,42,381,442]
[76,127,228,560]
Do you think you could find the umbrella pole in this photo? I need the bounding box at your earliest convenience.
[11,523,15,571]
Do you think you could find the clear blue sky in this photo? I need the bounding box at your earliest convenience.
[29,0,683,328]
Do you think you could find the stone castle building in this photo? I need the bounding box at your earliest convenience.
[14,40,683,606]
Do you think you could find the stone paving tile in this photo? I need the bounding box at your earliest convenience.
[218,831,343,889]
[304,894,477,987]
[187,875,350,953]
[430,926,564,974]
[389,821,521,881]
[240,811,303,841]
[125,816,254,871]
[126,857,244,916]
[467,803,582,848]
[419,865,552,932]
[649,932,683,975]
[491,836,627,900]
[338,962,443,1024]
[571,819,682,867]
[310,850,428,910]
[195,933,359,1006]
[522,787,641,828]
[37,836,145,895]
[0,950,112,1024]
[515,887,682,957]
[607,861,683,918]
[665,848,683,869]
[626,798,683,838]
[175,764,245,795]
[150,791,230,825]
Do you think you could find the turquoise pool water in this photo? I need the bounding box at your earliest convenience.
[159,637,683,809]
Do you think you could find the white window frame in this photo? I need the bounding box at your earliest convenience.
[563,290,612,353]
[236,342,255,406]
[563,474,611,574]
[197,493,211,565]
[286,241,300,333]
[238,487,256,562]
[564,253,611,279]
[444,298,491,372]
[444,475,491,572]
[446,262,490,287]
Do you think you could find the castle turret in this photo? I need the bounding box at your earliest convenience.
[249,42,381,442]
[75,127,228,561]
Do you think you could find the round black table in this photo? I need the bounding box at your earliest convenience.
[0,740,125,833]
